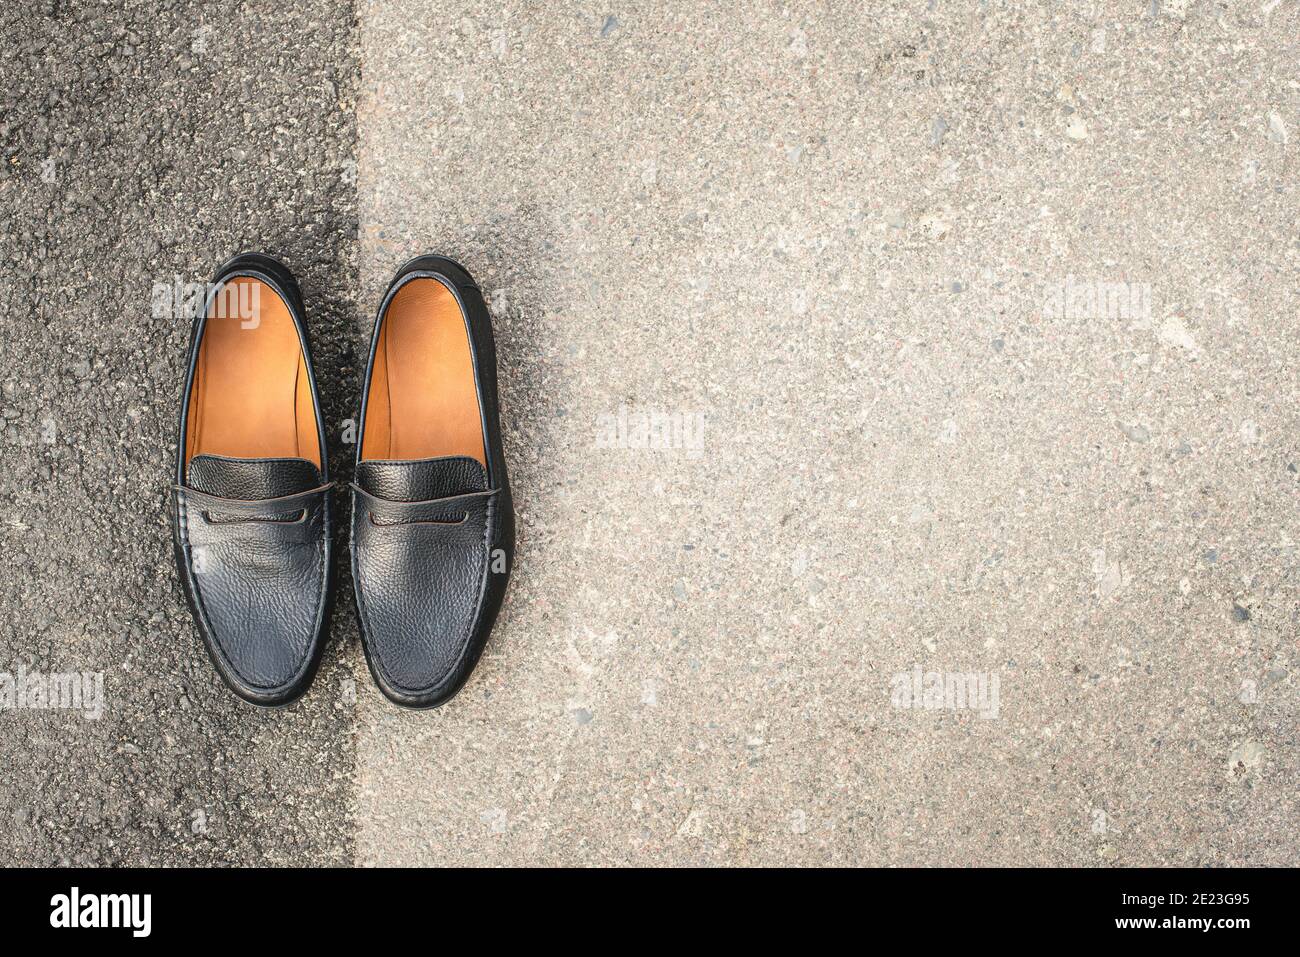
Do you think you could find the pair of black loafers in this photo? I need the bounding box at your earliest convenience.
[171,252,514,708]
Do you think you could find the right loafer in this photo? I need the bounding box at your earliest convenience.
[171,252,333,707]
[350,255,515,709]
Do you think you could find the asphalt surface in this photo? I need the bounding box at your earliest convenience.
[2,1,1298,866]
[0,0,357,865]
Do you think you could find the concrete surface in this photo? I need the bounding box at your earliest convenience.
[2,0,1297,866]
[353,0,1298,866]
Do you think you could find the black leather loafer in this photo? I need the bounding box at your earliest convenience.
[171,252,333,707]
[351,255,514,709]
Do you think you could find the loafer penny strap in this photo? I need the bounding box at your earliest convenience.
[349,484,498,529]
[174,483,332,546]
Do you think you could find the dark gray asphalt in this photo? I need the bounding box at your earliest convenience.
[0,0,359,865]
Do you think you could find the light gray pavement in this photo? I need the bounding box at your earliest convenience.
[354,1,1297,865]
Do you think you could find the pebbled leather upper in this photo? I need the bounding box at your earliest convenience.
[351,482,500,696]
[173,481,332,699]
[188,453,323,500]
[355,455,487,502]
[351,257,515,709]
[171,253,333,707]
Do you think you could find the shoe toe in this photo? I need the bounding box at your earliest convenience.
[174,486,332,707]
[199,589,325,704]
[351,487,506,709]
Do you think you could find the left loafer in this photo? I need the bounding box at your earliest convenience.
[171,252,333,707]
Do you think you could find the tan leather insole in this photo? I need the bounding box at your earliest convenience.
[360,278,486,466]
[185,277,321,470]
